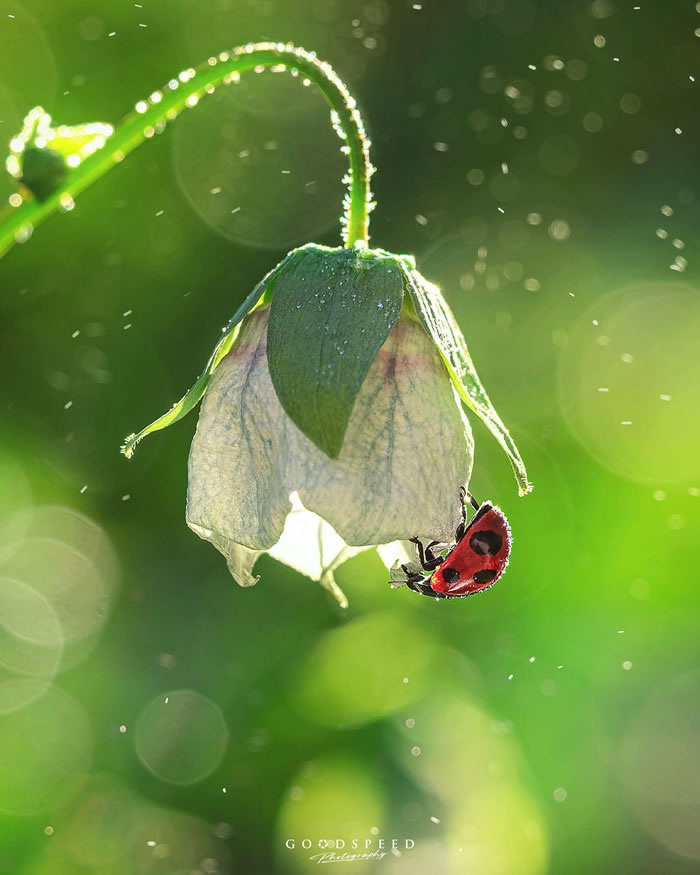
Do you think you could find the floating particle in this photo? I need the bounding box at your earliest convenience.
[583,112,603,132]
[620,420,632,426]
[598,387,609,392]
[622,661,633,670]
[529,656,536,663]
[415,214,428,226]
[652,490,666,501]
[122,494,131,501]
[430,816,440,824]
[667,514,687,530]
[660,204,673,216]
[659,394,672,401]
[553,787,568,802]
[549,219,571,240]
[119,724,127,733]
[80,485,88,493]
[594,34,606,47]
[620,352,634,363]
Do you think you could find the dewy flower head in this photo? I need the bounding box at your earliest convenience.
[0,42,530,606]
[122,243,530,606]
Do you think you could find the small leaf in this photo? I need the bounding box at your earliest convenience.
[403,266,532,496]
[121,265,282,459]
[267,244,404,458]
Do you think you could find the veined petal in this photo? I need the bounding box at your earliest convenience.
[186,307,292,551]
[296,316,473,545]
[186,307,473,571]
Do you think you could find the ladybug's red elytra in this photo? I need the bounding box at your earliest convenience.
[399,487,511,599]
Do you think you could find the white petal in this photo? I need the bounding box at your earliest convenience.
[187,307,473,576]
[297,316,474,544]
[187,308,292,551]
[268,492,370,607]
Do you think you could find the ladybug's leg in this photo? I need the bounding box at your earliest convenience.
[408,537,444,572]
[456,489,481,541]
[423,540,443,563]
[459,486,480,514]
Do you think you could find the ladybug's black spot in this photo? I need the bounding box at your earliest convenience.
[442,567,460,584]
[469,530,503,555]
[473,569,498,585]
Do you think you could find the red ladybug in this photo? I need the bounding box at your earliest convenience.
[400,487,511,599]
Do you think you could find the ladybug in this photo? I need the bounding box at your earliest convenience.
[400,487,511,599]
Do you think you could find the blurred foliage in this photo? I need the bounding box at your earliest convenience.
[1,1,700,873]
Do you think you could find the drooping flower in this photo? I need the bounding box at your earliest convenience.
[123,243,530,605]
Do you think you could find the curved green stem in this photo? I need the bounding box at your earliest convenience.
[0,42,374,260]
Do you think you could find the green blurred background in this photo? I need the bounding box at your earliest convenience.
[1,0,700,872]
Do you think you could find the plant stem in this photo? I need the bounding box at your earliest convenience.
[0,42,374,260]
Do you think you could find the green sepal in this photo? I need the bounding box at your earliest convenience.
[402,264,532,496]
[121,264,282,459]
[266,243,405,459]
